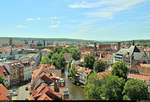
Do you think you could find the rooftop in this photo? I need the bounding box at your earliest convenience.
[0,84,9,100]
[98,70,111,80]
[128,74,150,85]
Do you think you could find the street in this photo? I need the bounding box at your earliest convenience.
[12,83,30,100]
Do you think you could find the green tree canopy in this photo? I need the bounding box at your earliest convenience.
[51,53,66,71]
[101,75,125,100]
[56,54,66,71]
[69,65,77,77]
[51,53,59,66]
[69,65,78,83]
[123,79,149,100]
[84,55,95,69]
[94,60,107,72]
[0,75,4,84]
[53,47,62,54]
[111,61,128,79]
[84,72,102,100]
[61,47,70,54]
[40,56,50,64]
[70,48,81,61]
[48,52,53,59]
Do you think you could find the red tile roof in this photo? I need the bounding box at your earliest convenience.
[37,93,52,100]
[40,72,56,82]
[98,70,111,80]
[133,64,150,76]
[128,74,150,84]
[100,53,113,62]
[35,83,46,94]
[30,84,62,100]
[76,66,92,76]
[29,95,35,100]
[0,94,9,100]
[0,84,8,96]
[41,48,52,52]
[144,47,150,52]
[8,61,24,70]
[0,84,9,100]
[140,64,150,68]
[31,64,56,85]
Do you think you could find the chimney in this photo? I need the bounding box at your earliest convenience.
[117,42,121,51]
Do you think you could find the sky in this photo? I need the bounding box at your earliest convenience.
[0,0,150,41]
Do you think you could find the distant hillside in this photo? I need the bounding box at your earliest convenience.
[0,37,149,44]
[0,37,97,43]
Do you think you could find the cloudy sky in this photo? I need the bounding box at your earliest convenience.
[0,0,150,41]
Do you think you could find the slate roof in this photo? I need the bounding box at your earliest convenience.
[115,45,148,61]
[116,45,141,56]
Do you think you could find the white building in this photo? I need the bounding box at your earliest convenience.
[22,60,34,81]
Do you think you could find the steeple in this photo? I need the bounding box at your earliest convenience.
[132,40,135,46]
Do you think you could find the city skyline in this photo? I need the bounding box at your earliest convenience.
[0,0,150,40]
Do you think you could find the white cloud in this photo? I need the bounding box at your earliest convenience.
[37,17,41,20]
[50,16,58,20]
[26,18,34,21]
[26,17,41,21]
[16,25,25,28]
[48,16,60,28]
[69,0,113,8]
[48,25,58,28]
[69,0,146,19]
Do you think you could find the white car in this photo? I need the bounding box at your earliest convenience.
[12,90,17,96]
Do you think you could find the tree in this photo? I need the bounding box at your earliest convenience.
[51,53,59,66]
[101,75,125,100]
[0,75,4,84]
[111,61,128,79]
[53,47,62,54]
[40,56,50,64]
[69,65,77,83]
[84,55,95,69]
[70,48,81,61]
[61,47,70,54]
[67,61,72,72]
[51,53,66,71]
[48,52,53,59]
[84,72,102,100]
[56,54,66,72]
[123,79,149,100]
[94,60,107,72]
[85,84,102,100]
